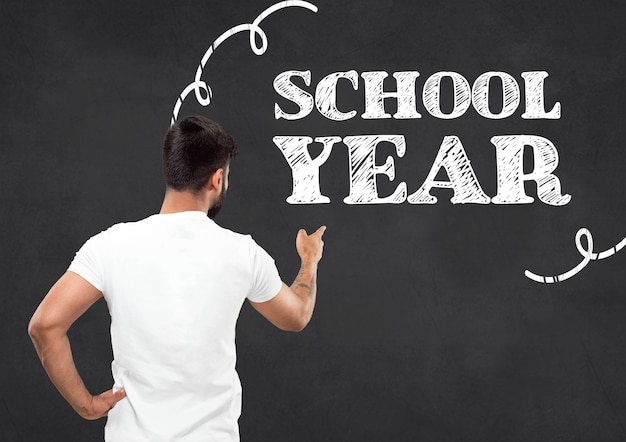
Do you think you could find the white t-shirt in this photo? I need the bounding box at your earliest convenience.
[68,211,282,442]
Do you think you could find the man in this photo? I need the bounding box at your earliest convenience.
[28,115,326,441]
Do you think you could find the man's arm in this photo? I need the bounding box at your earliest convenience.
[28,271,126,419]
[250,226,325,332]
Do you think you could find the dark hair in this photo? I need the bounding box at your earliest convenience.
[163,115,238,192]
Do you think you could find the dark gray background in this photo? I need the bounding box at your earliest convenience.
[2,1,625,440]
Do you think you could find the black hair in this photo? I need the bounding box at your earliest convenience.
[163,115,238,193]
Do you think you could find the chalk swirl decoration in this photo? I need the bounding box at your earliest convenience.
[170,0,318,125]
[525,228,626,283]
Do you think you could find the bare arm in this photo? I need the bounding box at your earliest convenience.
[28,271,126,419]
[250,226,326,332]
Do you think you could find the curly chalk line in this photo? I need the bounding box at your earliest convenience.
[171,0,318,125]
[525,228,626,283]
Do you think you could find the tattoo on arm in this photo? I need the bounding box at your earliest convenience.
[296,282,312,296]
[294,269,316,299]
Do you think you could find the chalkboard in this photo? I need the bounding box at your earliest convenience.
[2,1,626,440]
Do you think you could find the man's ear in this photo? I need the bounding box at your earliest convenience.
[208,168,224,191]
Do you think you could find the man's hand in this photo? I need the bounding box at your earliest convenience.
[250,225,327,332]
[296,226,326,264]
[79,389,127,420]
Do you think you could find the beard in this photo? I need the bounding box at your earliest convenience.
[207,179,227,219]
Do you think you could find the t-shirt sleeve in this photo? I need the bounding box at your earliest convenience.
[67,233,105,292]
[247,237,282,303]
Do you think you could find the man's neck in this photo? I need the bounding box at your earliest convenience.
[159,188,208,214]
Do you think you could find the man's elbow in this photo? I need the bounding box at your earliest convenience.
[28,313,58,345]
[281,314,311,333]
[28,315,64,366]
[28,315,42,340]
[28,315,49,347]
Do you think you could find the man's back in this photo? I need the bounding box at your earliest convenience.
[69,211,281,441]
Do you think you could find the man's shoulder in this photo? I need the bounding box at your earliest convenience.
[84,215,157,244]
[98,216,150,235]
[91,214,259,250]
[212,222,256,247]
